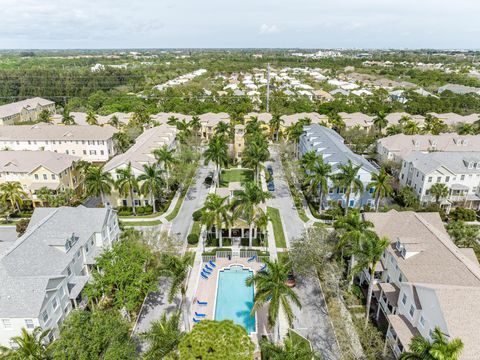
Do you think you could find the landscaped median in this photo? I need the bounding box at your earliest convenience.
[165,176,194,222]
[267,206,287,248]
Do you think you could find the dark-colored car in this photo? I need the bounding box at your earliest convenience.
[266,165,273,175]
[286,271,296,288]
[267,181,275,191]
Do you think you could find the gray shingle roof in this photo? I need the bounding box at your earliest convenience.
[0,123,116,141]
[404,151,480,174]
[0,150,79,174]
[0,98,54,119]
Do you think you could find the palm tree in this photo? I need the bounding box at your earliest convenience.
[0,181,27,213]
[304,155,331,210]
[113,132,132,153]
[200,194,231,247]
[36,187,54,207]
[352,233,389,328]
[246,260,301,329]
[175,119,192,144]
[84,165,114,206]
[38,109,52,123]
[287,122,304,159]
[300,150,317,174]
[0,327,52,359]
[269,114,283,141]
[231,181,271,247]
[334,160,364,214]
[189,115,202,140]
[108,114,120,128]
[215,121,230,141]
[138,164,163,213]
[367,167,393,211]
[400,327,464,360]
[115,162,139,215]
[153,145,176,191]
[328,112,345,132]
[386,124,402,136]
[158,253,193,304]
[141,311,184,360]
[457,123,476,135]
[335,211,375,288]
[403,120,420,135]
[203,136,229,185]
[429,183,449,205]
[86,110,98,125]
[373,112,388,133]
[423,114,447,135]
[260,335,319,360]
[167,115,179,127]
[398,115,411,127]
[61,108,76,125]
[242,137,270,183]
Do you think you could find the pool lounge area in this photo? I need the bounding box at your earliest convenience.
[191,257,269,342]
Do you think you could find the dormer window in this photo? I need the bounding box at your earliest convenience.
[64,233,79,252]
[395,239,402,251]
[401,248,407,258]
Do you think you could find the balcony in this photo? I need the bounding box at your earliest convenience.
[386,314,419,358]
[362,261,385,284]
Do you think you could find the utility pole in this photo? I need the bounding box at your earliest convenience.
[266,63,270,113]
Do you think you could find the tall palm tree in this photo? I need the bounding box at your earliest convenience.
[0,327,52,359]
[300,150,317,174]
[141,311,184,360]
[84,166,114,206]
[61,108,76,125]
[115,162,139,215]
[153,145,176,191]
[352,233,389,328]
[367,167,393,211]
[269,114,283,142]
[215,121,230,141]
[334,160,364,214]
[203,136,229,185]
[231,181,271,247]
[108,114,120,128]
[373,112,388,133]
[423,114,447,135]
[429,183,449,205]
[246,260,301,329]
[200,194,231,247]
[189,115,202,140]
[242,137,270,183]
[259,335,319,360]
[0,181,27,213]
[158,253,193,303]
[138,164,164,213]
[400,327,464,360]
[86,110,98,125]
[287,122,304,159]
[386,124,402,136]
[304,155,331,210]
[328,112,345,132]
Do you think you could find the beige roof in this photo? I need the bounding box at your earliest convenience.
[0,150,79,174]
[198,112,230,126]
[428,113,479,126]
[339,112,374,128]
[385,113,425,126]
[364,210,480,287]
[280,112,328,127]
[151,113,192,124]
[387,314,420,349]
[0,123,116,141]
[52,112,132,126]
[0,98,54,119]
[376,282,400,306]
[312,89,334,100]
[245,112,272,122]
[228,182,243,191]
[215,187,230,198]
[104,125,176,172]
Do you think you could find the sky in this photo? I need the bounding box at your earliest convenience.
[1,0,480,49]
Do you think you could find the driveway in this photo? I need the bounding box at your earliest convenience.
[170,162,215,241]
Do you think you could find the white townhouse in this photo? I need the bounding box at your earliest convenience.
[399,151,480,210]
[0,98,56,125]
[0,123,117,162]
[361,210,480,359]
[299,124,378,209]
[0,206,120,347]
[104,125,177,207]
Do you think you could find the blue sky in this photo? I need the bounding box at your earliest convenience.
[1,0,480,49]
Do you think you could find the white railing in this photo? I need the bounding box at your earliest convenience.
[201,255,216,262]
[240,250,258,259]
[216,251,232,258]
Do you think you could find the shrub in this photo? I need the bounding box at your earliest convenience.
[187,233,199,245]
[16,218,30,236]
[192,209,203,221]
[449,207,477,221]
[136,206,145,215]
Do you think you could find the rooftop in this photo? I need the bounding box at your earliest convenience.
[403,151,480,174]
[0,123,117,141]
[0,98,54,119]
[0,150,79,174]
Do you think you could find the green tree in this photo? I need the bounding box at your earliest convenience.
[300,150,318,174]
[373,111,388,133]
[38,109,53,123]
[367,167,393,211]
[178,320,254,360]
[158,253,193,303]
[84,165,113,206]
[286,122,304,158]
[141,311,184,360]
[386,124,402,136]
[115,162,139,215]
[403,120,420,135]
[397,186,420,208]
[0,181,27,213]
[189,115,202,146]
[138,163,163,213]
[153,145,176,191]
[400,326,464,360]
[203,135,229,186]
[423,114,447,135]
[303,154,331,210]
[334,160,364,214]
[52,310,136,360]
[429,183,449,204]
[242,134,270,183]
[231,181,271,247]
[327,112,345,132]
[108,114,120,128]
[246,259,301,328]
[113,132,133,153]
[214,121,231,141]
[457,122,476,135]
[167,115,179,127]
[260,334,319,360]
[269,114,284,141]
[200,193,231,247]
[0,327,52,360]
[61,108,76,125]
[86,110,99,125]
[445,221,480,249]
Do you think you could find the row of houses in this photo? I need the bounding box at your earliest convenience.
[0,98,55,125]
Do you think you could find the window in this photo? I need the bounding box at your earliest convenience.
[436,176,441,183]
[401,294,407,305]
[409,305,415,317]
[2,319,11,328]
[52,297,58,310]
[43,174,47,180]
[461,175,465,180]
[51,174,56,180]
[89,150,97,155]
[34,174,39,180]
[100,150,104,155]
[83,150,87,155]
[42,310,49,322]
[67,266,71,276]
[25,319,34,329]
[428,177,432,182]
[420,316,425,327]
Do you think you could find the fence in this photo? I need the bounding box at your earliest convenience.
[201,250,266,263]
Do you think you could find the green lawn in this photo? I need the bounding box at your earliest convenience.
[267,206,287,248]
[120,220,162,227]
[219,169,253,187]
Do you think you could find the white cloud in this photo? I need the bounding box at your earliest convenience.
[259,24,280,35]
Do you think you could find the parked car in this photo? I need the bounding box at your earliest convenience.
[266,165,273,175]
[286,271,296,288]
[267,181,275,191]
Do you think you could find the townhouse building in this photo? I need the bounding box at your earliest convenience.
[361,210,480,359]
[198,112,230,141]
[104,125,176,207]
[0,98,55,125]
[299,124,378,209]
[399,151,480,210]
[0,123,117,162]
[0,206,120,347]
[0,151,80,203]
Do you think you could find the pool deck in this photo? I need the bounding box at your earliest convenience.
[191,257,270,344]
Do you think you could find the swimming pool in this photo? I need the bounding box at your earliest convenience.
[214,265,256,333]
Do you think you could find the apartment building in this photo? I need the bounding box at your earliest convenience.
[339,112,374,130]
[0,151,80,202]
[0,123,117,162]
[299,124,378,209]
[399,151,480,210]
[361,210,480,359]
[198,112,230,141]
[104,125,177,207]
[0,98,56,125]
[377,134,480,163]
[0,206,120,347]
[233,124,245,162]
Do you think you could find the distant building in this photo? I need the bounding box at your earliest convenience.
[339,112,374,130]
[0,206,119,347]
[233,124,245,162]
[299,124,377,209]
[0,98,55,125]
[198,112,230,141]
[438,84,480,95]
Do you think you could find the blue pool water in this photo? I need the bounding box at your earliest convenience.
[214,266,256,333]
